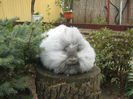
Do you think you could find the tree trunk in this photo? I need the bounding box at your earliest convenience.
[31,0,35,21]
[35,65,101,99]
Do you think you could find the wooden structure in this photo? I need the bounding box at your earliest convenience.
[0,0,61,22]
[1,0,133,25]
[73,0,133,25]
[53,23,133,31]
[15,22,133,31]
[73,0,106,24]
[35,65,101,99]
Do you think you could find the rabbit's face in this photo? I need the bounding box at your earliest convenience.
[55,44,81,75]
[64,44,79,65]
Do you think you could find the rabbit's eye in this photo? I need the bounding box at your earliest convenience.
[63,46,68,52]
[77,47,80,52]
[63,48,67,51]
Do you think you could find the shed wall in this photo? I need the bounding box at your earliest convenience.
[0,0,61,22]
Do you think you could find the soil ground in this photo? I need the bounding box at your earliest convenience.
[100,86,128,99]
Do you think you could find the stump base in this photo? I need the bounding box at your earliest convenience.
[35,65,101,99]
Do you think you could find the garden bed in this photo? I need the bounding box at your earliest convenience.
[0,18,132,98]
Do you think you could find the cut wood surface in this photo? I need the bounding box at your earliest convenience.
[35,65,101,99]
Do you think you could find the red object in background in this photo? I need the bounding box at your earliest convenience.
[64,12,73,20]
[107,0,110,24]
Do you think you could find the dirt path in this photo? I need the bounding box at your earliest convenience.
[101,86,128,99]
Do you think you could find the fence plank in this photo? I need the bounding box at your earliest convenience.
[73,0,106,24]
[73,0,133,25]
[73,0,86,23]
[0,0,61,22]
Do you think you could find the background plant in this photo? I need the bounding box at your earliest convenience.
[0,18,53,98]
[92,17,107,24]
[86,28,133,88]
[55,0,63,8]
[46,4,51,22]
[55,0,80,11]
[125,64,133,98]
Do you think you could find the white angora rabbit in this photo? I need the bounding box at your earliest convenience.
[40,25,96,75]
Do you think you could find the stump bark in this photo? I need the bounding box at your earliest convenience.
[35,65,101,99]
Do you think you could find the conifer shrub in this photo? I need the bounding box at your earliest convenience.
[87,28,133,88]
[0,18,53,98]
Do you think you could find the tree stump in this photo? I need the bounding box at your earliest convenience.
[35,65,101,99]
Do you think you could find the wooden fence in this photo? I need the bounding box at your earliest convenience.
[0,0,61,22]
[73,0,133,25]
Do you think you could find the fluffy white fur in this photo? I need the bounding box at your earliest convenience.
[40,25,96,74]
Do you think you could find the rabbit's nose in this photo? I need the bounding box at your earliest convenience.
[70,57,77,62]
[67,57,78,64]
